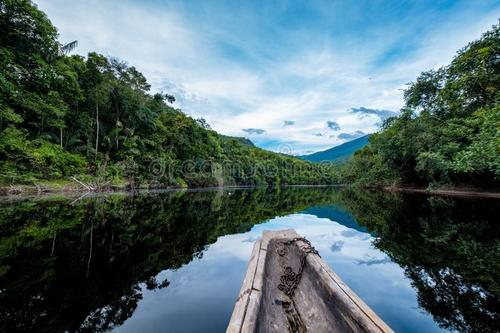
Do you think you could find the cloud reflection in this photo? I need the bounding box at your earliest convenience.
[330,240,344,252]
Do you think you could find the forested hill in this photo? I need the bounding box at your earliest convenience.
[0,1,334,189]
[339,24,500,189]
[300,135,370,162]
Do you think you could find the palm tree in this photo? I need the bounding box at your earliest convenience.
[59,40,78,55]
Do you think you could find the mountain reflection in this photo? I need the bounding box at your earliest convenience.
[0,187,338,332]
[0,187,498,333]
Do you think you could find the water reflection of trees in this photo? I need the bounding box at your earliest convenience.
[1,188,498,332]
[337,190,500,333]
[0,187,337,332]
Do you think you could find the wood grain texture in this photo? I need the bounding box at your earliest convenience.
[226,229,394,333]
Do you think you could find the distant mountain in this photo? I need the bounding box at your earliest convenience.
[299,135,370,162]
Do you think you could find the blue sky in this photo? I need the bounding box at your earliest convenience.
[36,0,500,154]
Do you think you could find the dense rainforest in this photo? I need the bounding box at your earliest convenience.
[0,0,334,190]
[339,25,500,189]
[1,0,499,191]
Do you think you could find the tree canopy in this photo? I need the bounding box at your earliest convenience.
[0,0,335,188]
[340,25,500,188]
[1,0,498,190]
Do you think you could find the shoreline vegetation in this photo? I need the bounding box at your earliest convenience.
[383,186,500,199]
[1,2,499,194]
[1,182,499,199]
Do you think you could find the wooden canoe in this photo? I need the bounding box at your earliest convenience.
[227,229,394,333]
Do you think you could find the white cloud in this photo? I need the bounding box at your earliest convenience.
[34,0,500,154]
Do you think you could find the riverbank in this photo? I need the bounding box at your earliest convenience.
[384,186,500,199]
[1,180,499,199]
[0,179,136,196]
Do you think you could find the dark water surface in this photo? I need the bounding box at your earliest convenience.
[0,187,498,332]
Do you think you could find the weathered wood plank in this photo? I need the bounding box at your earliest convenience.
[308,254,393,333]
[227,229,394,333]
[226,240,261,333]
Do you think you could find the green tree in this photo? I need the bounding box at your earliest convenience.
[343,24,500,188]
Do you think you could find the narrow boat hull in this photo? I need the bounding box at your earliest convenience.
[227,229,393,333]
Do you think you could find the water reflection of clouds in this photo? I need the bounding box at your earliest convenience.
[330,240,344,252]
[117,211,441,333]
[341,229,358,237]
[340,229,371,240]
[213,213,435,331]
[202,213,391,272]
[241,235,260,243]
[205,213,386,264]
[355,256,392,266]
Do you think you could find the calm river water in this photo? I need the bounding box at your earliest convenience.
[0,187,498,332]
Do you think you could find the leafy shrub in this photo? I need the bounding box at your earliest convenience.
[0,127,87,182]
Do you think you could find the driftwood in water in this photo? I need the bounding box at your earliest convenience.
[70,176,95,191]
[227,229,393,333]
